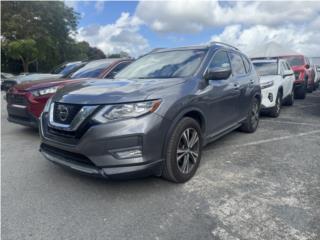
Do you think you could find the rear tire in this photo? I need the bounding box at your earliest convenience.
[269,92,282,118]
[162,117,202,183]
[283,89,294,106]
[240,97,260,133]
[295,85,306,99]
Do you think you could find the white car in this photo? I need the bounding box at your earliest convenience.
[252,59,295,117]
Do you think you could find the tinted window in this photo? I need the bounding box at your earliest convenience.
[208,51,230,70]
[285,62,291,70]
[115,49,207,79]
[229,52,246,75]
[253,62,278,76]
[51,62,83,76]
[242,56,251,73]
[105,62,131,78]
[70,59,115,79]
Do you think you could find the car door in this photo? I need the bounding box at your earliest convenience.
[228,51,249,121]
[281,61,293,97]
[203,50,240,136]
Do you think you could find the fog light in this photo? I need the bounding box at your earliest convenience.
[268,93,273,102]
[115,149,142,159]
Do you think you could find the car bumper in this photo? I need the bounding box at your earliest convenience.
[261,86,277,109]
[39,112,171,179]
[7,102,39,128]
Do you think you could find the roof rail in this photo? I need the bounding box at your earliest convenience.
[150,48,165,53]
[210,41,239,50]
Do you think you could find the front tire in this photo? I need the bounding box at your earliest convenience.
[295,85,306,99]
[240,97,260,133]
[269,91,282,117]
[162,117,202,183]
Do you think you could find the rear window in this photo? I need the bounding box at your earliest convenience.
[285,56,305,66]
[253,62,278,76]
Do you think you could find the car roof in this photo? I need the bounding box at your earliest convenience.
[154,45,209,53]
[252,59,278,63]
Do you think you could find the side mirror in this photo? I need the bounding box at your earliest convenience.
[305,64,310,69]
[283,70,293,77]
[204,67,231,81]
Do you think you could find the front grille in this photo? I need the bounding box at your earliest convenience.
[41,143,95,166]
[53,103,82,124]
[294,71,300,80]
[7,93,27,105]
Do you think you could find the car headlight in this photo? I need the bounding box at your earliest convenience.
[32,86,59,97]
[261,80,274,89]
[43,97,53,113]
[92,100,161,123]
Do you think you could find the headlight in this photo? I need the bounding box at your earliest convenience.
[92,100,161,123]
[43,97,53,113]
[261,80,274,89]
[32,86,59,97]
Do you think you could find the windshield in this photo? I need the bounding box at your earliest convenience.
[51,62,82,75]
[114,49,207,79]
[253,62,278,76]
[285,56,305,66]
[70,59,114,79]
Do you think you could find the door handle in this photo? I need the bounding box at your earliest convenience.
[250,79,255,84]
[234,83,240,90]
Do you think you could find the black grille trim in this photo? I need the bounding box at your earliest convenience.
[53,103,82,124]
[41,143,95,167]
[7,93,27,105]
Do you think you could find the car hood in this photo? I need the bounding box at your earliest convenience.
[13,73,63,84]
[14,78,90,91]
[259,75,279,84]
[53,78,187,105]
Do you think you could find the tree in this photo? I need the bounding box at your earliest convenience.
[1,1,106,73]
[7,39,40,72]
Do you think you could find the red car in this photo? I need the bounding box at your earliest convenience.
[280,55,315,99]
[6,58,132,128]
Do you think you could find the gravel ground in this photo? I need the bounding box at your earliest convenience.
[1,90,320,240]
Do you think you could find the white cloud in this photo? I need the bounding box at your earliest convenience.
[76,12,150,57]
[210,24,320,57]
[136,0,320,33]
[94,1,104,13]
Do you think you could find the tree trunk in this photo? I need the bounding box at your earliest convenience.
[20,56,28,73]
[23,62,29,73]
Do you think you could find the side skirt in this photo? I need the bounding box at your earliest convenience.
[203,120,244,146]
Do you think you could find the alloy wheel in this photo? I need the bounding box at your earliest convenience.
[176,128,200,174]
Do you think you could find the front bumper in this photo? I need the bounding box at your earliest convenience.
[7,97,39,128]
[261,85,277,109]
[40,112,171,179]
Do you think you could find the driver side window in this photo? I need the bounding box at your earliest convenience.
[208,51,231,70]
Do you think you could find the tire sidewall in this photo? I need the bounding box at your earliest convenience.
[166,118,202,183]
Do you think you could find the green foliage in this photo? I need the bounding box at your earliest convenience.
[1,1,106,73]
[6,39,40,72]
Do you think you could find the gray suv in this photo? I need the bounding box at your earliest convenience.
[40,42,261,183]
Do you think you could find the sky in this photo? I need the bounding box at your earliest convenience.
[65,0,320,57]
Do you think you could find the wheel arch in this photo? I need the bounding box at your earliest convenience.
[161,107,207,158]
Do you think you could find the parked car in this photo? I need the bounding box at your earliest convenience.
[310,57,320,89]
[1,61,85,91]
[252,59,295,117]
[39,42,261,183]
[6,58,132,128]
[1,72,15,90]
[279,55,315,98]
